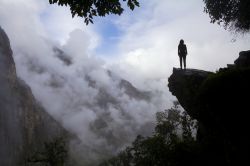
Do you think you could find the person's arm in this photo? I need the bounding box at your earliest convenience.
[185,45,187,55]
[178,45,180,55]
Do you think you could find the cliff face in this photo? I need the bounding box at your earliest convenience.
[168,68,212,119]
[168,51,250,165]
[0,27,68,165]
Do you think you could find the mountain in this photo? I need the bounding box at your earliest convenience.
[0,25,164,165]
[0,26,69,165]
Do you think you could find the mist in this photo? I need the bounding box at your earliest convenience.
[10,20,171,165]
[0,0,173,164]
[1,0,249,165]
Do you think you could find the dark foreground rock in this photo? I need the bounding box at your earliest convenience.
[168,52,250,166]
[168,68,212,118]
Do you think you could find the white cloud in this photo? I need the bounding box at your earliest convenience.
[0,0,249,165]
[108,0,250,82]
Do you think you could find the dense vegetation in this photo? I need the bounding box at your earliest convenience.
[203,0,250,33]
[49,0,250,33]
[194,67,250,165]
[49,0,139,24]
[99,102,198,166]
[98,66,250,166]
[25,137,68,166]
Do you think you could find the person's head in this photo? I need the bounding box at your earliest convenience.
[180,39,184,45]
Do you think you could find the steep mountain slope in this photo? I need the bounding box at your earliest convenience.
[0,25,169,165]
[0,26,69,166]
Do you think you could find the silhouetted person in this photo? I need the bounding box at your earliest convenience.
[178,39,187,69]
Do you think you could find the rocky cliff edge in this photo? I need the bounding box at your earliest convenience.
[168,51,250,165]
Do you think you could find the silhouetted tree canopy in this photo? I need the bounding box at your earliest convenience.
[203,0,250,33]
[49,0,139,25]
[99,102,198,166]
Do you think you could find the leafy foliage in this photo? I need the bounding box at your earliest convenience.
[49,0,140,25]
[26,137,68,166]
[203,0,250,33]
[195,67,250,165]
[99,102,198,166]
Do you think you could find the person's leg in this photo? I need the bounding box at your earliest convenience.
[183,56,186,69]
[179,56,182,69]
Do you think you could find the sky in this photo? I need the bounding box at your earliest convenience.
[0,0,250,165]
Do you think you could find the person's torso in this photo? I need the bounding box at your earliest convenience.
[179,44,186,55]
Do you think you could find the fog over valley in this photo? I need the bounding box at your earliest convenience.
[0,0,249,165]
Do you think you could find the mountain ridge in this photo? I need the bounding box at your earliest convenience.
[0,26,70,166]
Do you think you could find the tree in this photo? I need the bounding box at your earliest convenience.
[98,102,198,166]
[27,137,68,166]
[203,0,250,33]
[49,0,140,25]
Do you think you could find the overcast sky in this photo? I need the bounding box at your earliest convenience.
[1,0,249,79]
[0,0,250,164]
